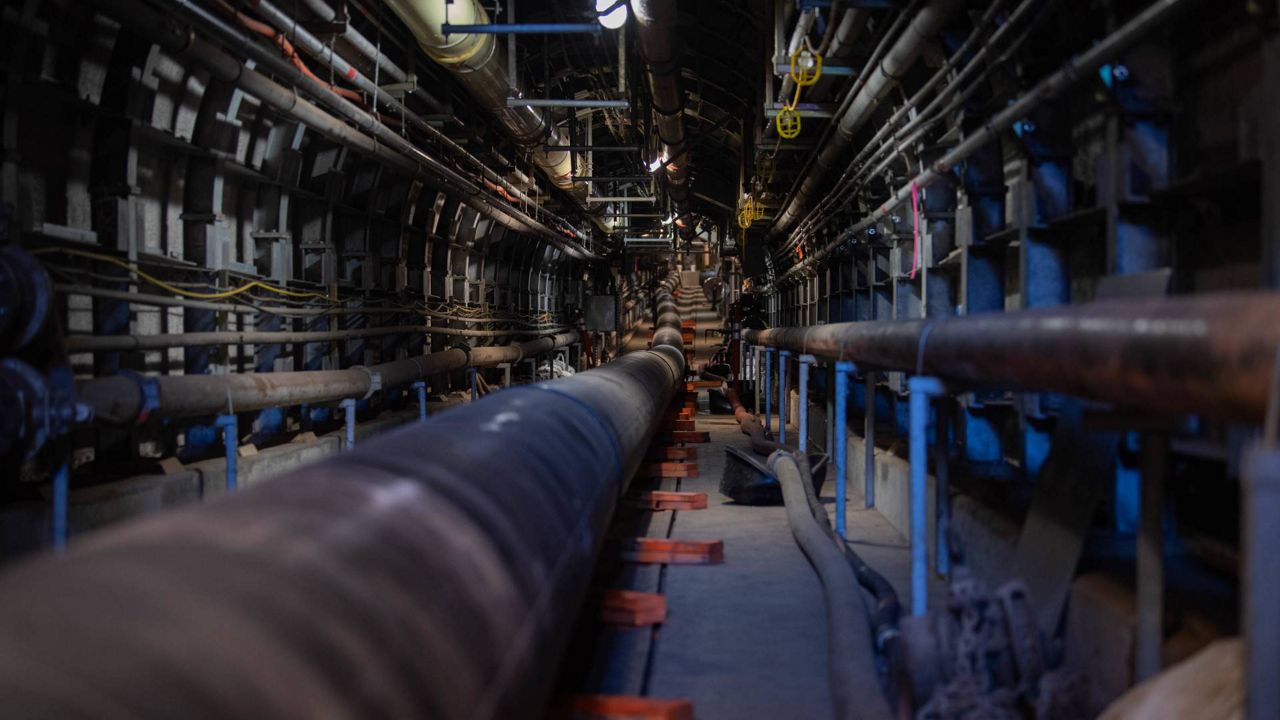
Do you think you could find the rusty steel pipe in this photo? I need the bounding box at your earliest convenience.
[64,324,571,353]
[0,289,680,718]
[744,291,1280,423]
[79,333,579,424]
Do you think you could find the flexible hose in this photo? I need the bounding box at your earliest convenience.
[770,451,894,720]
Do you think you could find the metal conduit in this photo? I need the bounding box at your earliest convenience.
[745,291,1280,424]
[78,332,579,423]
[779,0,1024,255]
[54,285,560,325]
[297,0,449,113]
[768,0,963,241]
[776,0,1204,282]
[249,0,570,225]
[63,324,573,353]
[100,0,595,259]
[0,285,682,718]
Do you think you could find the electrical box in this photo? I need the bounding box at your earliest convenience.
[586,296,617,331]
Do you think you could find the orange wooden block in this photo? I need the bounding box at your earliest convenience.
[620,538,724,565]
[681,331,695,344]
[639,491,708,511]
[680,320,696,329]
[665,420,696,432]
[564,696,694,720]
[647,446,697,461]
[666,431,710,443]
[599,590,667,627]
[638,462,699,479]
[684,380,721,391]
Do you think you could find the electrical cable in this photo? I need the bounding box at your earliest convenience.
[33,247,334,301]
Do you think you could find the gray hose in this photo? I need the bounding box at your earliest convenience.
[770,451,894,720]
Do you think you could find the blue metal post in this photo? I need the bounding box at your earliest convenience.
[468,367,479,401]
[1244,442,1280,720]
[778,350,791,445]
[936,400,952,578]
[764,348,773,435]
[834,361,855,538]
[215,414,239,492]
[52,463,68,551]
[340,398,356,450]
[527,357,538,382]
[753,346,762,417]
[798,354,815,452]
[865,371,877,509]
[411,381,428,422]
[825,364,835,455]
[908,376,946,616]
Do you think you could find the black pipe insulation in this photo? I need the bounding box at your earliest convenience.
[0,283,683,717]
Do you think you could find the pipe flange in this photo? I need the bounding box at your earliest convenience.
[0,358,51,461]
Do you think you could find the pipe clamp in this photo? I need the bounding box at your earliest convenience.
[116,370,161,424]
[351,366,382,400]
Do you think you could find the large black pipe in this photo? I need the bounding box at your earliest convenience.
[0,285,683,718]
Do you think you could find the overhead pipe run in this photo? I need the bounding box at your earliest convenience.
[773,0,1205,282]
[253,0,575,228]
[0,282,682,719]
[381,0,594,214]
[104,0,596,259]
[767,0,963,241]
[745,291,1280,424]
[632,0,691,211]
[78,332,579,423]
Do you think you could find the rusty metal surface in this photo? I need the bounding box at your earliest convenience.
[744,291,1280,422]
[78,333,581,423]
[0,289,679,719]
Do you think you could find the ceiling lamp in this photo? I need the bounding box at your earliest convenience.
[596,0,628,30]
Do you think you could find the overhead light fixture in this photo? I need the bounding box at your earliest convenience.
[596,0,628,30]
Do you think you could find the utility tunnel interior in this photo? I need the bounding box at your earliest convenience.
[0,0,1277,718]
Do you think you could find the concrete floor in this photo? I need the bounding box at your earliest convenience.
[557,278,943,719]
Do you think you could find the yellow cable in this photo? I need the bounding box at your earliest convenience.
[32,247,333,302]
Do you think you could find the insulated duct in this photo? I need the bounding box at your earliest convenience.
[768,0,963,241]
[382,0,588,208]
[632,0,690,211]
[0,284,683,719]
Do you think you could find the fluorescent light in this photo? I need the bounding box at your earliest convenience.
[596,0,628,29]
